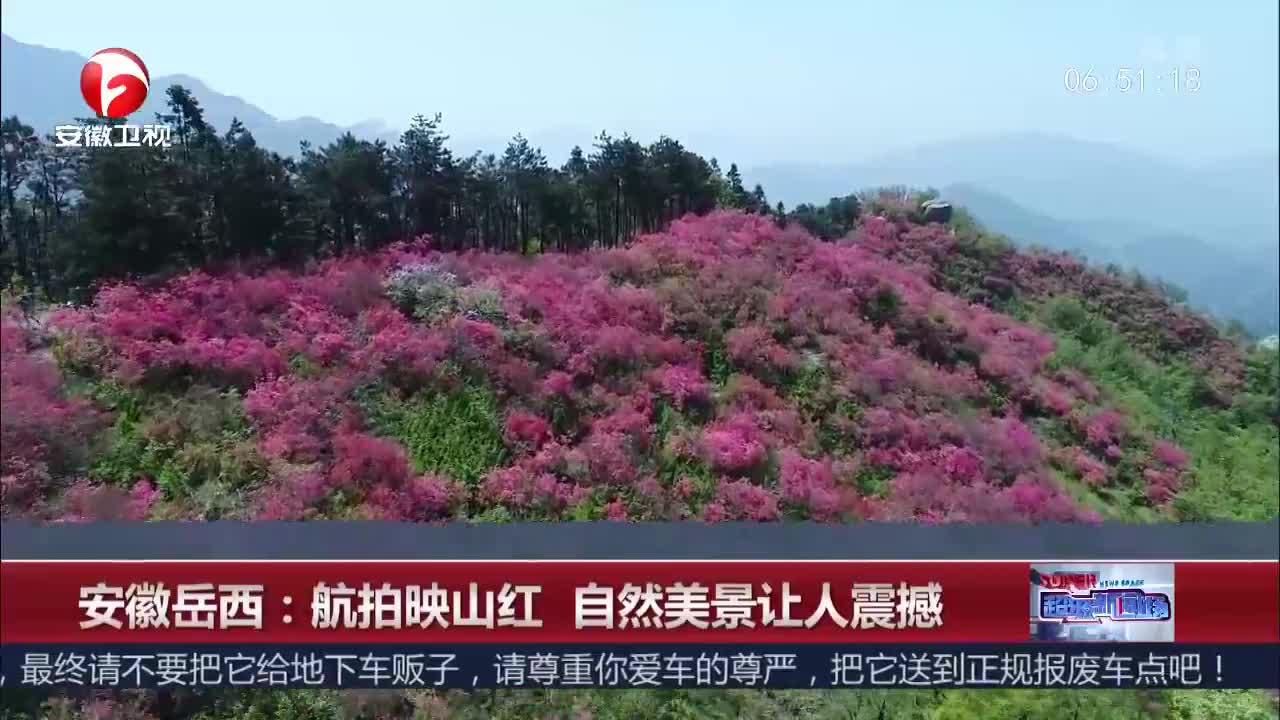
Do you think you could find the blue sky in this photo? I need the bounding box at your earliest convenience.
[3,0,1276,164]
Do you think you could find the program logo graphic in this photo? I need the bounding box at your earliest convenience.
[79,48,150,118]
[1028,563,1175,642]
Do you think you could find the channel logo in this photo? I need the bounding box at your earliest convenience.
[80,48,150,119]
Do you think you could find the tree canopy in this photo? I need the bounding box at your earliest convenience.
[0,86,789,302]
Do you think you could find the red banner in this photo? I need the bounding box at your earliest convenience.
[1174,562,1278,643]
[1,560,1274,645]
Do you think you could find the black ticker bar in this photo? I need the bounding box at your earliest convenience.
[2,643,1276,690]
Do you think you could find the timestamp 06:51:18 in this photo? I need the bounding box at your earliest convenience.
[1064,67,1201,94]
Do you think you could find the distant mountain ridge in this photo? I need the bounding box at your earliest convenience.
[748,132,1279,253]
[0,33,400,155]
[0,34,636,164]
[943,182,1279,336]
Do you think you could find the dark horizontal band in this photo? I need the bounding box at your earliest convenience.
[1,521,1276,560]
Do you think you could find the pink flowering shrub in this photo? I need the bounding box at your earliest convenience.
[984,418,1044,477]
[364,473,462,521]
[504,410,552,451]
[1004,474,1099,524]
[703,479,780,522]
[581,429,640,485]
[1141,440,1191,505]
[1056,369,1101,404]
[480,463,590,517]
[10,209,1210,524]
[725,325,797,374]
[541,371,576,398]
[330,432,416,491]
[1032,380,1076,415]
[1,310,104,516]
[941,446,984,483]
[1152,440,1190,471]
[650,364,711,409]
[778,450,852,520]
[1067,448,1110,486]
[57,479,157,522]
[1083,409,1128,448]
[244,375,354,463]
[700,412,768,474]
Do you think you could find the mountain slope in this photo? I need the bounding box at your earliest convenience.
[943,183,1280,336]
[942,183,1111,259]
[0,33,399,155]
[1200,151,1280,208]
[5,210,1274,528]
[3,209,1276,718]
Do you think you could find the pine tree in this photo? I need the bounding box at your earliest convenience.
[724,162,748,209]
[1,116,38,285]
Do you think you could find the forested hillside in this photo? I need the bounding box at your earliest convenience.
[0,87,771,305]
[1,88,1277,719]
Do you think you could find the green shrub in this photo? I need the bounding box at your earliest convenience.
[367,381,507,486]
[457,284,507,325]
[862,286,902,328]
[853,463,894,498]
[385,262,459,322]
[88,383,266,504]
[1033,302,1280,521]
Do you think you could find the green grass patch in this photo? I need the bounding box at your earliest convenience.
[653,400,717,510]
[702,333,733,387]
[1033,297,1279,521]
[780,355,863,456]
[366,380,508,486]
[853,463,895,499]
[87,382,265,513]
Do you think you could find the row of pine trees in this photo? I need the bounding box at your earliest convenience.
[0,86,772,301]
[0,85,867,304]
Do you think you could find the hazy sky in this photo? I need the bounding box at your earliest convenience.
[3,0,1277,165]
